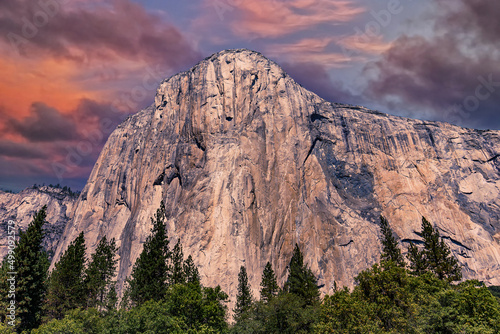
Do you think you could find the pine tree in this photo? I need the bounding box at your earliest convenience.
[234,265,253,321]
[420,217,462,281]
[183,255,200,284]
[44,231,87,320]
[104,282,118,313]
[260,261,279,303]
[0,207,49,331]
[407,217,462,282]
[84,236,118,310]
[127,201,170,305]
[407,242,427,276]
[379,216,405,267]
[284,243,319,306]
[171,239,185,285]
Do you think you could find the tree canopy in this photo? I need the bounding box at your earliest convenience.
[0,207,50,332]
[126,201,171,305]
[407,217,462,282]
[379,216,405,267]
[284,244,319,306]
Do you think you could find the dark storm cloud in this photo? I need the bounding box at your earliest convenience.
[0,0,201,69]
[8,102,78,142]
[0,140,47,159]
[364,0,500,129]
[1,98,129,188]
[5,99,126,145]
[439,0,500,46]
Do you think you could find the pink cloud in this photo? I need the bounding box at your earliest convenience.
[204,0,365,39]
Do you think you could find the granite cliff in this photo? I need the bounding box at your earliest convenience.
[52,49,500,302]
[0,186,77,260]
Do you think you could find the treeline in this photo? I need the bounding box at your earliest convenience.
[0,204,499,333]
[230,217,500,333]
[0,203,228,333]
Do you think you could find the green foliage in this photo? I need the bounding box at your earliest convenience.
[232,248,321,333]
[379,216,405,267]
[425,280,500,334]
[85,236,118,311]
[260,262,279,303]
[407,241,427,276]
[10,208,500,334]
[33,308,106,334]
[201,285,229,332]
[171,240,186,285]
[164,283,228,332]
[314,288,380,334]
[488,285,500,302]
[44,232,87,321]
[234,266,253,321]
[315,261,500,334]
[0,323,14,334]
[420,217,462,281]
[284,244,319,306]
[231,292,319,334]
[407,217,462,282]
[0,207,50,332]
[104,282,118,313]
[33,283,229,334]
[354,262,432,333]
[113,300,187,334]
[183,255,200,285]
[127,201,171,306]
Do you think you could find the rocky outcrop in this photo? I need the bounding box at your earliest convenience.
[53,49,500,304]
[0,186,77,260]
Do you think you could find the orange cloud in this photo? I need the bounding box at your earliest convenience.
[207,0,365,39]
[0,56,102,121]
[337,33,392,56]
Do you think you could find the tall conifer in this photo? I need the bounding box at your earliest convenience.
[420,217,462,281]
[407,242,427,276]
[0,207,49,331]
[407,217,462,281]
[284,244,319,306]
[171,239,185,285]
[379,216,405,267]
[127,201,170,305]
[234,265,253,321]
[44,232,86,320]
[85,236,118,309]
[183,255,200,285]
[260,261,279,303]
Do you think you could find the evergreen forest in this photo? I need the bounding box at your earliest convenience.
[0,204,499,333]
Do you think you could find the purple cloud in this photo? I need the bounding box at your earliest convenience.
[364,0,500,129]
[0,0,201,69]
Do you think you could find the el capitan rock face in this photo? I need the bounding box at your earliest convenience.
[53,49,500,301]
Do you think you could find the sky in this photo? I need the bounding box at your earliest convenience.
[1,0,499,191]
